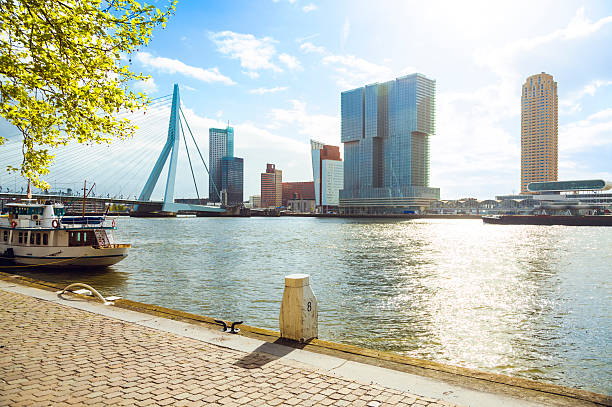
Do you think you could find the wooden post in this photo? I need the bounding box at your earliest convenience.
[279,274,318,342]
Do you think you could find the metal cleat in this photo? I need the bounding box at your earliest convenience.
[214,319,243,334]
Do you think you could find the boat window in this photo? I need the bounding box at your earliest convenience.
[54,208,65,216]
[18,232,23,244]
[29,233,34,245]
[3,231,7,242]
[77,232,81,242]
[43,233,48,245]
[36,233,41,245]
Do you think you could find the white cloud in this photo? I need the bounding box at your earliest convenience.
[242,71,260,79]
[560,80,612,114]
[295,33,320,43]
[559,108,612,153]
[215,110,223,118]
[300,42,326,54]
[476,7,612,79]
[278,53,302,71]
[136,52,235,85]
[431,87,520,199]
[133,77,158,94]
[249,86,289,95]
[210,31,282,76]
[432,7,612,198]
[268,100,339,146]
[322,54,392,89]
[302,3,317,13]
[342,17,350,45]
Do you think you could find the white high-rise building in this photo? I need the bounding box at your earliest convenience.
[311,140,343,210]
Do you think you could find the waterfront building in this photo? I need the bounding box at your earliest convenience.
[248,195,261,208]
[209,126,244,205]
[282,181,315,207]
[221,157,243,205]
[261,164,282,208]
[521,72,558,193]
[209,126,234,202]
[310,140,343,212]
[287,199,316,213]
[488,179,612,214]
[339,74,440,214]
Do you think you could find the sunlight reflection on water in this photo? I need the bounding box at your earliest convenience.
[18,217,612,394]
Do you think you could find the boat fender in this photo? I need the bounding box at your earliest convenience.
[52,219,60,228]
[112,219,116,228]
[10,221,17,229]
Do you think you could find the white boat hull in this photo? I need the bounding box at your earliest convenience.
[2,245,129,268]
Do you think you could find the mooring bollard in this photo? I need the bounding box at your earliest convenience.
[279,273,318,342]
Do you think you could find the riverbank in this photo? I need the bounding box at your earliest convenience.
[4,217,609,393]
[1,272,609,406]
[281,213,483,219]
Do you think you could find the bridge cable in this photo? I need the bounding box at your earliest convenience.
[179,116,200,200]
[179,106,221,202]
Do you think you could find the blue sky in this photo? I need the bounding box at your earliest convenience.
[2,0,611,200]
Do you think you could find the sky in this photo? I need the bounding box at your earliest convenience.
[2,0,612,200]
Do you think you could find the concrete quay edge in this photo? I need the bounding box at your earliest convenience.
[0,271,610,407]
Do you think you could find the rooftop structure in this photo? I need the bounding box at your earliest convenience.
[527,179,611,192]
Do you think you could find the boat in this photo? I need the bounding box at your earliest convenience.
[482,214,612,226]
[0,200,130,268]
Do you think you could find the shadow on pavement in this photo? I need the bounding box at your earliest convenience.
[235,338,309,369]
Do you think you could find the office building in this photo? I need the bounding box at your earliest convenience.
[209,126,244,205]
[209,126,234,202]
[311,140,343,211]
[521,72,558,193]
[261,164,282,208]
[339,74,440,213]
[221,157,243,205]
[282,181,315,207]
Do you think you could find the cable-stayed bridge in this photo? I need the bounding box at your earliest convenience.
[0,84,228,215]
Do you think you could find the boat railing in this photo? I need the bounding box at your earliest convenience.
[58,216,116,229]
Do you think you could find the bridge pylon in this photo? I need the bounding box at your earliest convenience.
[135,84,225,214]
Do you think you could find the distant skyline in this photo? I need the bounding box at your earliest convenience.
[1,1,611,200]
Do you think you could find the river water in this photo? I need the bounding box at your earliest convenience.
[16,217,611,394]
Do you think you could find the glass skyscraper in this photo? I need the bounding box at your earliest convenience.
[209,126,243,205]
[339,74,440,214]
[221,157,244,205]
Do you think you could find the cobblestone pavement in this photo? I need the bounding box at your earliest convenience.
[0,289,458,407]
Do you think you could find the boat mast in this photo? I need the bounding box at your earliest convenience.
[82,180,86,218]
[81,181,96,218]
